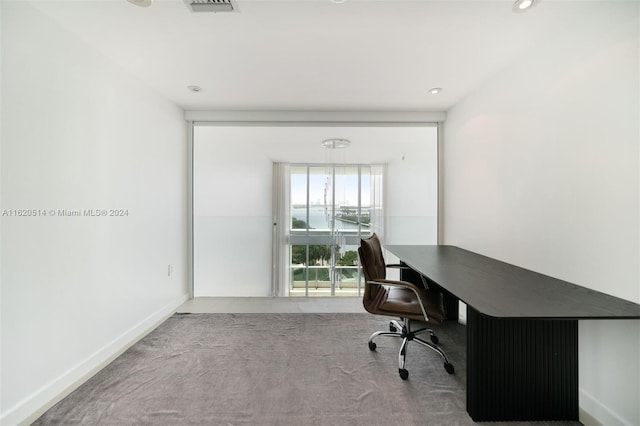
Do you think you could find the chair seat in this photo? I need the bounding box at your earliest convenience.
[371,284,446,324]
[379,286,425,318]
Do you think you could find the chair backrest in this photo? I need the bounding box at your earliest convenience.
[358,233,386,307]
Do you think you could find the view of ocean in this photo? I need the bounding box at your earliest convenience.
[291,206,362,230]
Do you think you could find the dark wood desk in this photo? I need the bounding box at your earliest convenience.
[385,245,640,422]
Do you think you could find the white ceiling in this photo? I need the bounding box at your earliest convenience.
[27,0,579,112]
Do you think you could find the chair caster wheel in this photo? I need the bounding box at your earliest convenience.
[444,362,455,374]
[399,368,409,380]
[368,341,377,351]
[430,334,439,344]
[389,322,397,332]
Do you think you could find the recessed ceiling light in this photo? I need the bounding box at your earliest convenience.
[187,85,202,93]
[429,88,443,95]
[330,0,347,3]
[512,0,537,13]
[126,0,152,7]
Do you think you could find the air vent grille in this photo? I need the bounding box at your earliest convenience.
[183,0,239,13]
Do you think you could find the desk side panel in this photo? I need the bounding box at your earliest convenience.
[467,307,578,421]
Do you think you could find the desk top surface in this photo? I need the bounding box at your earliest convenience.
[385,245,640,319]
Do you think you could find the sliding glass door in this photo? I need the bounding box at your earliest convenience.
[289,165,371,297]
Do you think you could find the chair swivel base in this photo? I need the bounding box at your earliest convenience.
[368,318,454,380]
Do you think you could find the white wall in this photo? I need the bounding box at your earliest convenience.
[193,125,437,296]
[444,2,639,425]
[0,3,188,424]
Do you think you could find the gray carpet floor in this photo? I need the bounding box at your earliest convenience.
[33,313,582,425]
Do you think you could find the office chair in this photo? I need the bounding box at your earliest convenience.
[358,233,454,380]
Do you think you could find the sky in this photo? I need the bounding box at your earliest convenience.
[290,165,370,207]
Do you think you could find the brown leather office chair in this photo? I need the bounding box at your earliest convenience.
[358,233,454,380]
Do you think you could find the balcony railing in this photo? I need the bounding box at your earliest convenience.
[289,265,361,297]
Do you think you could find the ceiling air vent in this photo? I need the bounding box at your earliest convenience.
[183,0,239,13]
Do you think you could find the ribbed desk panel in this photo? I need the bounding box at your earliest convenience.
[467,307,578,422]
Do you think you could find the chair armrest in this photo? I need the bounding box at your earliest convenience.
[386,263,410,269]
[386,264,432,290]
[368,279,431,322]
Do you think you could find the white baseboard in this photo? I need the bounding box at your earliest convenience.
[1,294,190,426]
[580,388,634,426]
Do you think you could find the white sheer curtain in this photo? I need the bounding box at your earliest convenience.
[369,163,386,241]
[271,162,290,296]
